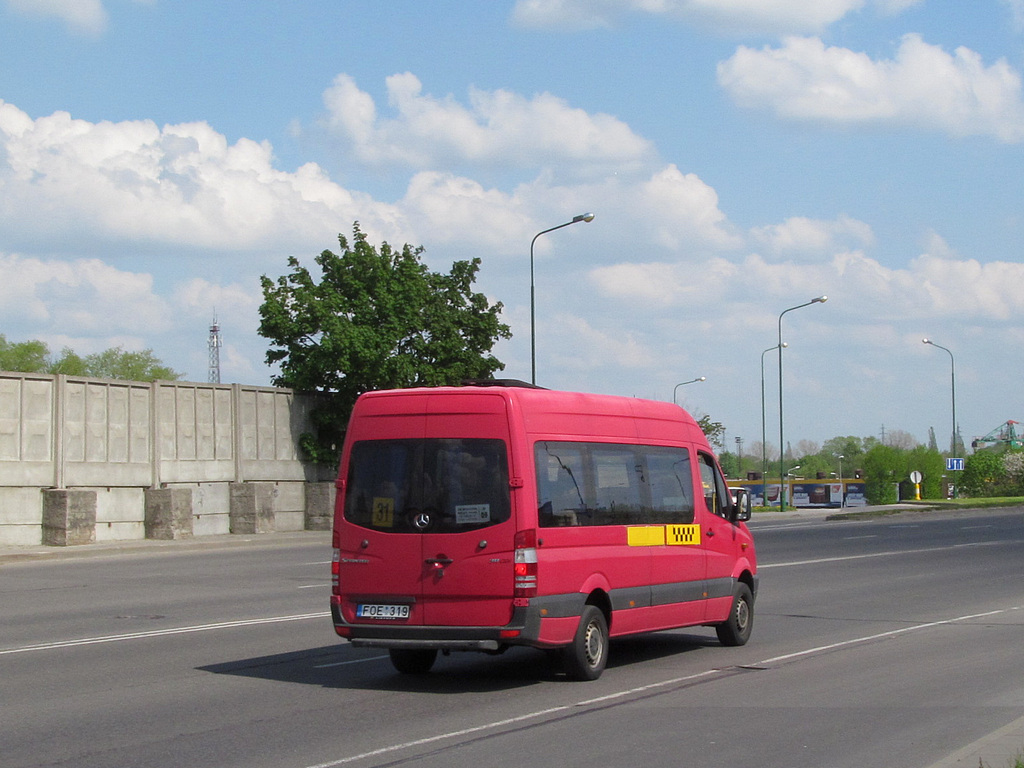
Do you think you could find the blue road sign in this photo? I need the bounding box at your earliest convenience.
[946,457,964,471]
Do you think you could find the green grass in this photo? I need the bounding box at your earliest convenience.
[979,754,1024,768]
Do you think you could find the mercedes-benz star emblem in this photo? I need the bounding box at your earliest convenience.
[413,512,432,530]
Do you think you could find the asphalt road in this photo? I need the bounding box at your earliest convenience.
[2,508,1023,768]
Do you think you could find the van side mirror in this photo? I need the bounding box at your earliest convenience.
[730,487,752,523]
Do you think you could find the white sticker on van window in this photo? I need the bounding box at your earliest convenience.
[456,504,490,524]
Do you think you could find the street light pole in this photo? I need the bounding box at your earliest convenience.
[923,338,957,496]
[530,212,595,385]
[837,453,844,508]
[778,296,827,512]
[672,376,705,405]
[761,343,785,505]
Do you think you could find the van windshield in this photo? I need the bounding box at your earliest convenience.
[344,438,511,534]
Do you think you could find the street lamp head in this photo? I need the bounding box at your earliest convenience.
[573,212,596,223]
[698,376,706,382]
[922,338,932,345]
[813,295,828,304]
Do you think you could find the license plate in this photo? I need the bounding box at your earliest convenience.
[356,603,410,620]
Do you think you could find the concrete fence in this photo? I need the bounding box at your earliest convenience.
[0,372,337,546]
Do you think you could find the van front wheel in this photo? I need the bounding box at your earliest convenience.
[715,583,753,647]
[389,648,438,674]
[563,605,609,681]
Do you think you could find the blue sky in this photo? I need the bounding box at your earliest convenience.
[1,0,1023,457]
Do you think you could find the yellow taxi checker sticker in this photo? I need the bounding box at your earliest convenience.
[666,524,701,545]
[627,526,666,547]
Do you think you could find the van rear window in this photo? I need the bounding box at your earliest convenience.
[536,441,695,527]
[344,439,511,533]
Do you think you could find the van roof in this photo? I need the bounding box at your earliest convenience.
[354,383,708,447]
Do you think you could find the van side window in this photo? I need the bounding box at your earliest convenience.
[698,452,731,519]
[536,441,694,527]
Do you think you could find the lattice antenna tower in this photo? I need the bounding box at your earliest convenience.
[208,313,222,384]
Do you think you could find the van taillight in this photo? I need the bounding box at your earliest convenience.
[513,530,537,598]
[331,548,340,590]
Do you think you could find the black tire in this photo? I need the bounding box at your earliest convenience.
[563,605,609,681]
[389,648,438,674]
[715,582,754,647]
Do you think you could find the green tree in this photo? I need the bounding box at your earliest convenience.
[0,335,179,382]
[961,450,1017,497]
[49,348,88,376]
[259,223,511,463]
[906,445,946,499]
[82,347,181,381]
[696,414,726,451]
[862,444,906,504]
[0,335,49,373]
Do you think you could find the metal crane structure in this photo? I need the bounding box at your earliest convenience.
[971,420,1023,451]
[208,314,222,384]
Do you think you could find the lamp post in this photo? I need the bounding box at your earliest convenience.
[761,343,785,505]
[778,296,827,512]
[672,376,705,405]
[530,212,595,385]
[923,338,957,496]
[837,454,844,508]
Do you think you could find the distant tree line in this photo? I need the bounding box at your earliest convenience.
[0,335,181,382]
[720,430,1023,503]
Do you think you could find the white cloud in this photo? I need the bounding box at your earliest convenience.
[0,253,171,335]
[5,0,107,34]
[321,73,654,174]
[588,247,1024,324]
[1003,0,1024,29]
[4,0,152,34]
[510,0,922,35]
[0,100,397,253]
[751,214,874,261]
[717,35,1024,142]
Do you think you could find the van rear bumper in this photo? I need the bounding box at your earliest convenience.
[331,597,547,651]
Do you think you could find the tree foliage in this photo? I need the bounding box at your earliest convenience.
[0,335,181,382]
[258,224,511,463]
[960,449,1024,497]
[696,414,726,450]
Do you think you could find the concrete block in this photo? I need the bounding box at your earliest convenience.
[0,487,45,525]
[42,489,97,546]
[304,481,335,531]
[229,482,275,534]
[144,487,194,540]
[0,523,42,546]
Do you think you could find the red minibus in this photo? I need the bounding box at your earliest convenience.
[330,381,757,680]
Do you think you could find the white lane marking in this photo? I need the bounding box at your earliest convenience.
[0,612,330,655]
[758,608,1014,665]
[304,707,572,768]
[760,540,1010,569]
[302,605,1023,768]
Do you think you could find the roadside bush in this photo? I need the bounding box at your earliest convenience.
[961,449,1024,497]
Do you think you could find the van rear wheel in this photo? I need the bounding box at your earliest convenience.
[715,583,753,647]
[389,648,438,674]
[563,605,609,681]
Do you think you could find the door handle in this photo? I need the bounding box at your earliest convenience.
[425,557,454,567]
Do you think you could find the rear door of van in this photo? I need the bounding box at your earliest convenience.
[418,394,517,627]
[336,391,518,629]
